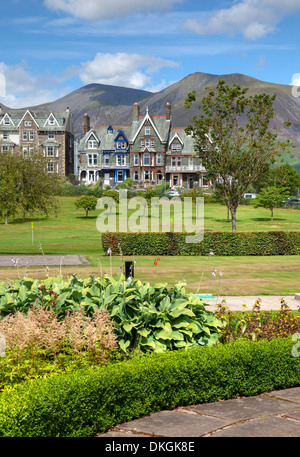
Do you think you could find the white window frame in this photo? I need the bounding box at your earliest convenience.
[24,120,32,126]
[48,132,54,139]
[134,153,139,166]
[47,162,54,172]
[117,170,123,182]
[144,152,150,166]
[134,170,139,181]
[145,126,150,135]
[29,130,34,141]
[88,139,97,149]
[47,146,54,157]
[22,130,27,141]
[3,131,8,139]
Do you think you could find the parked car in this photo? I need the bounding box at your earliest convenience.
[167,190,181,197]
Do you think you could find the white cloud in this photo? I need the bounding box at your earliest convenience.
[77,52,178,89]
[44,0,181,20]
[0,62,70,108]
[183,0,300,41]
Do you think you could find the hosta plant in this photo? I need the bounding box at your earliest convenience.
[0,274,222,353]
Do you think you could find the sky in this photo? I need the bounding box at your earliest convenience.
[1,0,300,108]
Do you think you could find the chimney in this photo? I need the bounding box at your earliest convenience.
[166,102,171,120]
[66,107,70,113]
[132,102,140,121]
[84,113,90,135]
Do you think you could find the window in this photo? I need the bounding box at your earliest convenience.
[134,170,139,181]
[145,126,150,135]
[145,139,150,147]
[171,157,176,167]
[157,172,162,182]
[47,162,54,172]
[144,170,150,180]
[202,174,208,186]
[177,156,182,167]
[88,139,97,149]
[140,140,145,148]
[151,140,155,147]
[48,132,54,139]
[144,152,150,165]
[47,146,54,156]
[171,143,176,151]
[117,155,126,166]
[117,171,123,182]
[2,146,8,152]
[188,157,193,168]
[117,141,126,149]
[29,131,34,141]
[177,143,181,151]
[3,131,8,139]
[3,116,10,125]
[104,155,110,166]
[134,154,139,166]
[24,120,32,126]
[88,154,97,166]
[156,153,161,165]
[48,117,55,126]
[22,131,27,141]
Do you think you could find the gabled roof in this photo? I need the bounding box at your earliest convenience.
[131,111,171,144]
[85,130,100,144]
[17,109,39,128]
[0,112,15,127]
[43,113,60,127]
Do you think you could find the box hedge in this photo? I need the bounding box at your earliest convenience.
[102,231,300,256]
[0,337,299,437]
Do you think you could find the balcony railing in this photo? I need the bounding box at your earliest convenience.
[165,165,205,172]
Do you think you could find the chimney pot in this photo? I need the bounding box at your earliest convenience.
[166,102,171,120]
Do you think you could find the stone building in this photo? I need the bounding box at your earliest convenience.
[0,107,74,176]
[78,103,209,189]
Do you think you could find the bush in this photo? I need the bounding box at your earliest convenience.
[0,337,299,436]
[102,231,300,256]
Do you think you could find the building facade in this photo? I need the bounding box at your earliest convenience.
[0,107,74,177]
[78,103,209,189]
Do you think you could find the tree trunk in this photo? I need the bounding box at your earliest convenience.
[23,210,26,222]
[230,207,237,231]
[227,205,230,222]
[5,216,8,225]
[86,209,89,218]
[271,208,273,221]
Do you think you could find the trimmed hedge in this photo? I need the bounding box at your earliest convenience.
[0,338,299,437]
[102,231,300,256]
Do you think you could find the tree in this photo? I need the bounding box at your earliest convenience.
[185,80,294,231]
[17,149,60,221]
[75,195,98,218]
[0,152,20,224]
[253,163,300,195]
[254,186,290,221]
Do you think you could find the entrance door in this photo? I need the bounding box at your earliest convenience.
[104,173,110,186]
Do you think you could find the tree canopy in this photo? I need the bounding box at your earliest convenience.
[0,149,60,224]
[185,80,294,231]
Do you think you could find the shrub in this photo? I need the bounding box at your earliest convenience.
[0,337,299,437]
[102,231,300,256]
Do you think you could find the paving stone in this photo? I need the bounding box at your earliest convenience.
[0,254,91,267]
[207,416,300,437]
[266,387,300,403]
[117,410,232,437]
[187,394,300,421]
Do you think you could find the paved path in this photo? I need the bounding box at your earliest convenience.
[0,254,91,267]
[97,387,300,437]
[204,295,300,311]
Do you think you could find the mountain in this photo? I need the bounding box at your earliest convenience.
[4,72,300,156]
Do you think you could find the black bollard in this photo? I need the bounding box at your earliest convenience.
[125,260,134,279]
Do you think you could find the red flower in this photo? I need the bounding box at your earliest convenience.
[156,257,160,261]
[154,261,157,265]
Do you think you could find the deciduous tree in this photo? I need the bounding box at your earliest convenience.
[185,80,294,231]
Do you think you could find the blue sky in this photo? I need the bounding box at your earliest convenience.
[1,0,300,108]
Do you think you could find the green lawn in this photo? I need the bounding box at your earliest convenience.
[0,196,299,295]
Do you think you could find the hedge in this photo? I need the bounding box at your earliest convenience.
[102,231,300,256]
[0,338,299,437]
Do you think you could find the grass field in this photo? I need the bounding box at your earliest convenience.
[0,196,299,295]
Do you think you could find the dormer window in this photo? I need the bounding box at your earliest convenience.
[88,139,97,149]
[3,116,10,125]
[107,126,113,135]
[145,126,150,135]
[48,117,55,126]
